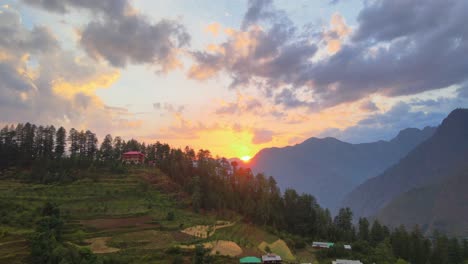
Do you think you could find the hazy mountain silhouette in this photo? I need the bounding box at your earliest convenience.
[248,126,436,210]
[343,108,468,219]
[376,166,468,236]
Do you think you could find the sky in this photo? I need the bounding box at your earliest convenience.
[1,0,468,159]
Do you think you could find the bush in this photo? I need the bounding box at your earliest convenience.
[166,211,175,221]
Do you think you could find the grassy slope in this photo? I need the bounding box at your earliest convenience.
[0,167,303,264]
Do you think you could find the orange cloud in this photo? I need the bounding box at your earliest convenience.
[187,63,220,80]
[325,13,351,54]
[52,70,120,98]
[205,22,221,36]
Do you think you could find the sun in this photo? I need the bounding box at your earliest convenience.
[240,155,251,162]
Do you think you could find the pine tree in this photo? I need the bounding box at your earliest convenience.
[85,130,97,159]
[112,136,124,160]
[43,126,55,159]
[99,134,113,161]
[358,217,370,242]
[448,238,462,264]
[370,220,386,246]
[68,128,79,158]
[34,125,45,158]
[55,127,66,159]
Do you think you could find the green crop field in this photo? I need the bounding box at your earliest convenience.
[0,167,298,264]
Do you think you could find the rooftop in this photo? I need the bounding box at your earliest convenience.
[262,254,282,261]
[239,256,262,263]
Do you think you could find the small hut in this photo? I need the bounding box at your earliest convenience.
[261,254,282,264]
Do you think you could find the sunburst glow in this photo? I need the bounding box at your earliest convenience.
[240,155,251,162]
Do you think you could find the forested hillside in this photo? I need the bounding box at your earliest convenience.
[1,122,468,264]
[249,126,435,210]
[376,166,468,237]
[343,109,468,220]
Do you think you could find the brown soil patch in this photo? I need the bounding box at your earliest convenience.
[80,215,157,230]
[210,240,243,257]
[85,237,119,254]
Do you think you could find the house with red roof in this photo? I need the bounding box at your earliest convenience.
[122,151,145,164]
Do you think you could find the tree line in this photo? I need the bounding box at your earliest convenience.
[2,122,468,263]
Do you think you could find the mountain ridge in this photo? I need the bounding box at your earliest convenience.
[248,125,437,210]
[342,108,468,219]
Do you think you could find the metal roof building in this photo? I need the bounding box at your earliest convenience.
[261,254,282,263]
[332,260,363,264]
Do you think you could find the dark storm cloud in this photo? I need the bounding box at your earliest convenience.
[22,0,190,69]
[190,0,468,111]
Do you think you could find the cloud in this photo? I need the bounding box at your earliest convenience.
[242,0,279,30]
[80,17,190,70]
[153,102,185,115]
[215,93,263,115]
[189,0,468,112]
[320,102,447,143]
[457,84,468,98]
[252,129,274,144]
[0,9,142,137]
[205,22,221,36]
[273,88,315,109]
[189,13,317,88]
[359,100,379,112]
[352,0,452,42]
[21,0,132,17]
[323,13,351,54]
[22,0,190,70]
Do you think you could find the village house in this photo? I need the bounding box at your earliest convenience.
[121,151,145,164]
[332,260,363,264]
[312,241,334,249]
[261,254,282,264]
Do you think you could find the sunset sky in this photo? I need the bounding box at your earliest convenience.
[1,0,468,158]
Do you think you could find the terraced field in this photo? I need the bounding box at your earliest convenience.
[0,167,300,263]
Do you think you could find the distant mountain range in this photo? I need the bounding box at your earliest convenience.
[375,167,468,236]
[342,108,468,236]
[247,124,436,210]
